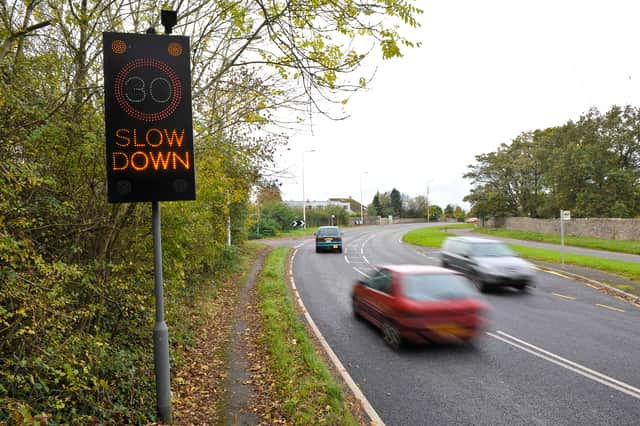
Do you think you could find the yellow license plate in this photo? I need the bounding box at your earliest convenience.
[333,244,338,248]
[429,323,471,337]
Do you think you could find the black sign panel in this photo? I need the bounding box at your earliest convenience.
[103,32,196,203]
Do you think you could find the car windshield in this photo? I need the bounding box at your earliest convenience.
[317,227,339,237]
[470,242,515,257]
[402,274,478,301]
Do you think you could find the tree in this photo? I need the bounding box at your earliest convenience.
[390,188,402,216]
[0,0,424,420]
[372,192,382,216]
[464,105,640,219]
[257,181,283,204]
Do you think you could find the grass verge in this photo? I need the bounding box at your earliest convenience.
[509,245,640,283]
[256,247,360,425]
[473,227,640,255]
[402,224,472,247]
[403,225,640,285]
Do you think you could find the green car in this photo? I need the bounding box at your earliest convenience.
[315,226,343,253]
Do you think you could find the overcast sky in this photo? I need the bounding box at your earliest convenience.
[275,0,640,210]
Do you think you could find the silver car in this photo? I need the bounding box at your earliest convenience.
[440,236,536,292]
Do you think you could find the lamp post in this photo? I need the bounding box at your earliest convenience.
[302,149,316,228]
[360,171,368,225]
[426,184,430,224]
[425,180,434,223]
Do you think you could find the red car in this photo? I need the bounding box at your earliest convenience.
[352,265,490,349]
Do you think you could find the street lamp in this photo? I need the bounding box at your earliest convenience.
[302,149,316,228]
[425,180,434,223]
[360,171,368,225]
[426,184,430,224]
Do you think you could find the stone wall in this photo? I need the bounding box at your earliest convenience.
[485,217,640,241]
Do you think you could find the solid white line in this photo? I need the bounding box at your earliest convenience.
[344,256,350,264]
[488,330,640,400]
[362,255,370,265]
[289,250,384,425]
[294,242,305,249]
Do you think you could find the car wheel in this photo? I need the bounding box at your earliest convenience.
[382,321,402,350]
[441,260,448,268]
[315,246,320,253]
[515,283,528,292]
[337,247,343,253]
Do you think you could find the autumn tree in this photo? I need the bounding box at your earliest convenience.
[1,0,423,421]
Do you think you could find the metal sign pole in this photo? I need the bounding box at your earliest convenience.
[152,201,172,422]
[560,210,565,267]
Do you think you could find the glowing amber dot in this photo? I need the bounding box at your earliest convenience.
[167,42,183,57]
[112,40,127,54]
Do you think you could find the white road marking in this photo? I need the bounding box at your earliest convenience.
[552,292,576,300]
[595,304,626,313]
[488,330,640,400]
[353,267,370,278]
[362,255,370,265]
[344,256,350,264]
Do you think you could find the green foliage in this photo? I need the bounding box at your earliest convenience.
[465,106,640,219]
[304,205,350,227]
[1,0,422,422]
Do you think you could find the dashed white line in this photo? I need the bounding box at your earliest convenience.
[595,304,625,313]
[552,292,576,300]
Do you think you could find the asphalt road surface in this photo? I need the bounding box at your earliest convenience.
[291,223,640,426]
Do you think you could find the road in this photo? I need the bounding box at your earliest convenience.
[291,223,640,425]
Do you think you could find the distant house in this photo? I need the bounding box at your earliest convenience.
[285,198,356,214]
[329,197,364,214]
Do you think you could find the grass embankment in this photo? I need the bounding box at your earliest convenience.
[403,225,640,285]
[256,247,360,425]
[474,227,640,255]
[402,223,473,247]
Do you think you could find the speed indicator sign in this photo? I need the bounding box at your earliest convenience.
[103,32,196,203]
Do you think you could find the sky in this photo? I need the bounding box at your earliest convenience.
[275,0,640,211]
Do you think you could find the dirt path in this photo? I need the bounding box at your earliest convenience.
[172,247,272,425]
